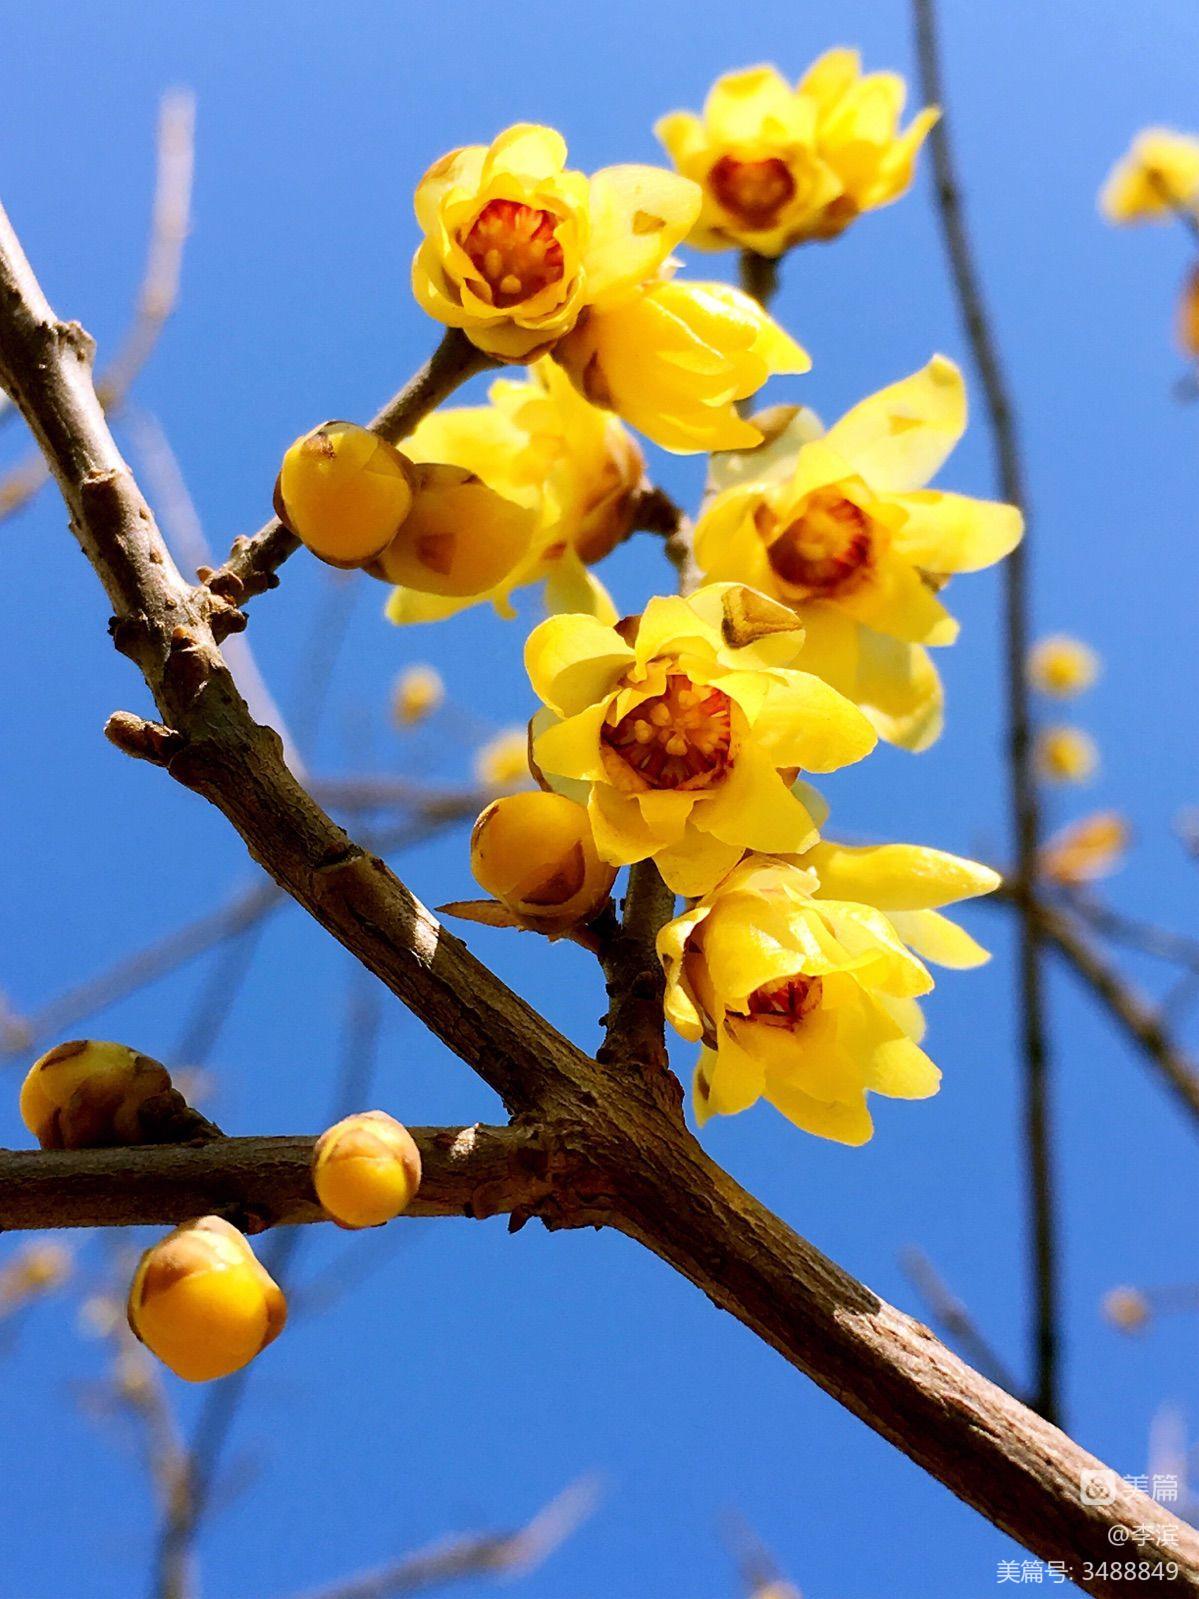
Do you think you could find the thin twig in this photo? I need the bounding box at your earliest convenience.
[900,1247,1026,1399]
[281,1477,601,1599]
[0,91,193,523]
[201,329,491,623]
[738,250,780,308]
[912,0,1058,1426]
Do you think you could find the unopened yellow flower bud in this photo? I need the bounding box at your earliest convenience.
[369,463,536,596]
[1040,812,1129,885]
[127,1216,286,1383]
[470,791,617,932]
[474,727,534,793]
[20,1040,173,1150]
[1035,725,1099,785]
[393,664,444,725]
[277,422,416,569]
[312,1111,422,1229]
[1102,1286,1151,1333]
[1027,635,1100,698]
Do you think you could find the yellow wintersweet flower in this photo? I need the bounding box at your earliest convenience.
[1101,129,1199,224]
[692,357,1023,750]
[1180,265,1199,358]
[657,840,998,1144]
[525,584,876,896]
[412,123,700,360]
[1036,726,1099,784]
[554,278,810,452]
[387,360,642,625]
[392,664,444,725]
[1027,634,1099,698]
[656,54,937,255]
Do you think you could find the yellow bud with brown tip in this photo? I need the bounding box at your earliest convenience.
[127,1216,286,1383]
[20,1040,173,1150]
[312,1111,422,1229]
[277,421,415,569]
[368,463,535,597]
[470,791,616,932]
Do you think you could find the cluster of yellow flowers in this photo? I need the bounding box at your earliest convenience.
[18,1042,422,1382]
[267,57,1025,1151]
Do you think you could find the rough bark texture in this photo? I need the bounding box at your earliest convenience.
[3,201,1198,1598]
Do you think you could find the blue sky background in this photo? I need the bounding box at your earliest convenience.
[1,2,1197,1595]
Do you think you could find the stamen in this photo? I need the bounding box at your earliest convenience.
[709,155,797,230]
[460,199,565,309]
[767,491,873,598]
[602,671,734,791]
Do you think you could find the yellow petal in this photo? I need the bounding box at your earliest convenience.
[531,703,609,782]
[838,553,959,647]
[852,630,945,752]
[653,824,745,898]
[692,744,822,854]
[384,587,472,626]
[888,908,991,968]
[703,1035,766,1118]
[480,123,570,185]
[751,671,878,772]
[524,613,635,716]
[802,840,1001,909]
[823,356,966,491]
[797,48,863,113]
[584,165,702,305]
[543,550,619,625]
[766,1075,874,1145]
[703,65,803,144]
[888,490,1023,573]
[587,782,664,866]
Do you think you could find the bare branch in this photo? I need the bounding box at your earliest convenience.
[6,200,1199,1596]
[912,0,1059,1426]
[900,1246,1026,1398]
[0,91,194,523]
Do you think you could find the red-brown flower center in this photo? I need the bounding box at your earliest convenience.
[460,199,565,309]
[764,492,873,597]
[602,673,733,791]
[745,972,824,1026]
[709,155,797,229]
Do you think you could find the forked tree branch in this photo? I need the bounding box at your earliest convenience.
[3,201,1198,1597]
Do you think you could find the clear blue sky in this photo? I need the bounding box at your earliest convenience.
[1,2,1197,1595]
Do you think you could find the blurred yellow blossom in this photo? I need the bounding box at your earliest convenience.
[693,357,1022,750]
[1036,726,1099,785]
[392,664,444,725]
[657,841,997,1143]
[475,727,535,793]
[1102,1286,1152,1333]
[0,1241,71,1317]
[412,123,700,360]
[1040,812,1129,885]
[526,584,875,896]
[656,54,937,255]
[1179,264,1199,358]
[1101,129,1199,223]
[387,361,641,626]
[1027,635,1099,698]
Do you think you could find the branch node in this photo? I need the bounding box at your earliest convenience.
[105,709,186,767]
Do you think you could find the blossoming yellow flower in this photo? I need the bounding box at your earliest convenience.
[475,727,534,792]
[412,123,700,360]
[1040,812,1129,886]
[386,360,641,625]
[657,840,998,1144]
[1027,635,1099,698]
[1035,726,1099,784]
[1101,129,1199,223]
[525,584,876,896]
[692,357,1023,749]
[392,664,444,724]
[656,55,938,255]
[554,278,810,452]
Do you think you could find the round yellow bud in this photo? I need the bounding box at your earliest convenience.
[368,463,534,596]
[127,1216,286,1384]
[1035,725,1099,784]
[1027,635,1100,698]
[311,1111,422,1229]
[392,663,444,726]
[470,791,617,932]
[1102,1286,1151,1334]
[277,421,415,569]
[20,1040,172,1150]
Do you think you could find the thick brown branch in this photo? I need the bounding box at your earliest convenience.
[597,861,676,1091]
[202,329,490,622]
[0,1126,550,1231]
[6,200,1199,1596]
